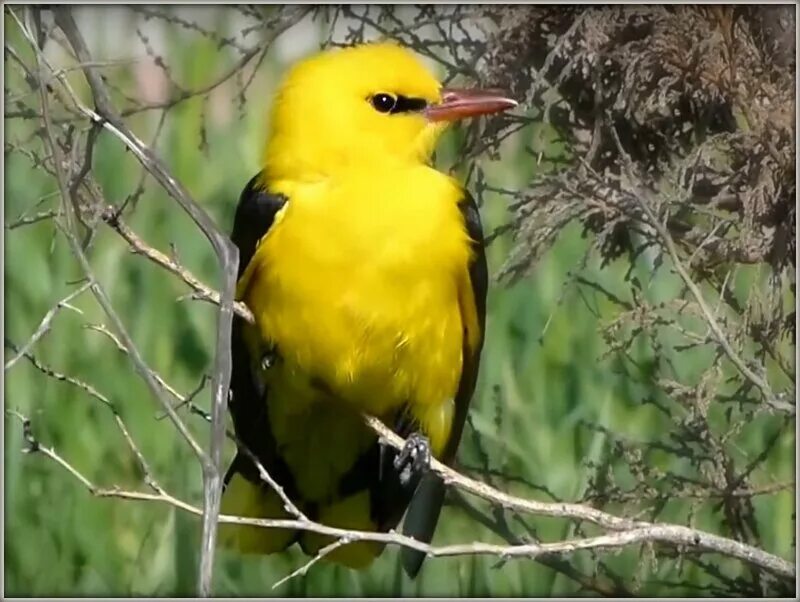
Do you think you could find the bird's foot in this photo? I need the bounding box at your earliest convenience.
[260,346,280,371]
[393,432,431,487]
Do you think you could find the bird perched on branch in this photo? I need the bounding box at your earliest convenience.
[219,41,516,577]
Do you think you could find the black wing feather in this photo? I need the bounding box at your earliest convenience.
[401,190,488,577]
[445,190,488,461]
[231,173,287,279]
[225,173,296,496]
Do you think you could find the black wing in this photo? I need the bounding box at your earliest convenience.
[401,190,488,577]
[224,173,296,495]
[231,173,287,279]
[445,190,488,462]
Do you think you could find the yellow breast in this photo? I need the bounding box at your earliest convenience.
[238,164,470,455]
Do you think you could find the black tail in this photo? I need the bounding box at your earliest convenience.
[401,473,446,578]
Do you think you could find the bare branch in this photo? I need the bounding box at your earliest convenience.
[5,281,91,371]
[29,10,207,465]
[49,7,311,595]
[270,540,350,589]
[10,409,795,583]
[101,210,254,323]
[363,415,795,581]
[49,10,228,595]
[365,415,636,530]
[4,339,114,410]
[84,323,194,406]
[5,208,62,230]
[607,128,793,416]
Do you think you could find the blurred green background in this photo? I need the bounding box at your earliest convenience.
[4,6,794,597]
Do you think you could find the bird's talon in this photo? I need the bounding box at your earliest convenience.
[394,432,431,487]
[260,347,279,370]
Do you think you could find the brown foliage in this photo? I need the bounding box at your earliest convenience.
[478,5,794,277]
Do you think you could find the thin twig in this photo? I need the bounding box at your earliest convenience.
[119,45,258,117]
[4,344,163,494]
[362,415,794,580]
[31,15,207,464]
[9,410,795,582]
[271,539,350,589]
[51,7,309,595]
[607,127,793,416]
[5,281,91,371]
[365,416,637,531]
[5,208,62,230]
[102,210,254,323]
[83,323,188,404]
[51,10,232,596]
[4,339,113,409]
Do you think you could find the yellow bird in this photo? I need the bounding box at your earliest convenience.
[219,42,516,576]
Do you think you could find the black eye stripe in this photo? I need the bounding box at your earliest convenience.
[390,95,427,114]
[369,93,427,115]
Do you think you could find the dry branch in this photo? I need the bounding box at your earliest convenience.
[4,281,90,371]
[48,6,311,595]
[7,411,795,583]
[606,131,791,415]
[30,31,207,465]
[102,211,254,323]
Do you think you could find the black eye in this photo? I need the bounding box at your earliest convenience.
[370,93,396,113]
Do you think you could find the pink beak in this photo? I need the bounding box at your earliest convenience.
[424,87,518,122]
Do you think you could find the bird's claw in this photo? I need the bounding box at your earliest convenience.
[393,432,431,487]
[260,346,279,371]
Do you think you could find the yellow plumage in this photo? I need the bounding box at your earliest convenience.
[240,164,469,448]
[219,41,514,572]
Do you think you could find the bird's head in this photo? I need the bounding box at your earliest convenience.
[263,42,517,182]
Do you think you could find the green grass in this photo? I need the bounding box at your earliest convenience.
[4,10,794,597]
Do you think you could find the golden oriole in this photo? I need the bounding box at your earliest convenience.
[219,42,516,576]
